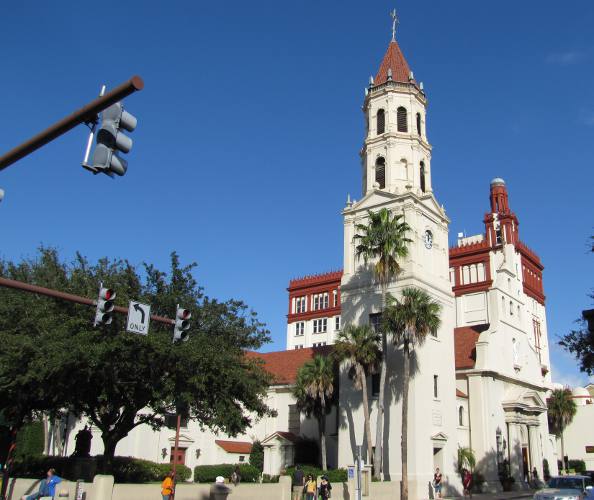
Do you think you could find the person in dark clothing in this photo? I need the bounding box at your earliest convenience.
[292,465,305,500]
[318,475,332,500]
[463,468,473,498]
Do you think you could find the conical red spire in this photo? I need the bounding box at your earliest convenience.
[374,40,414,85]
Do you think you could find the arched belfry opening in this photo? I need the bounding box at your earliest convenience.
[420,161,426,193]
[397,106,408,132]
[375,157,386,189]
[377,109,385,135]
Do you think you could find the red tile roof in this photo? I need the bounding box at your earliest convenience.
[456,389,468,398]
[246,346,333,385]
[454,325,488,370]
[289,271,343,290]
[215,440,252,454]
[374,41,414,85]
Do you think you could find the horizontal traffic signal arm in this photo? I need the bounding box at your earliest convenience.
[0,276,173,326]
[0,76,144,171]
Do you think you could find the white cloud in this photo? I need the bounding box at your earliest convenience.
[545,50,587,65]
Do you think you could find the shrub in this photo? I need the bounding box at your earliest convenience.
[194,464,260,483]
[250,441,264,472]
[10,455,191,483]
[284,466,347,483]
[262,474,279,483]
[15,421,44,458]
[568,459,586,474]
[543,458,550,481]
[471,471,485,493]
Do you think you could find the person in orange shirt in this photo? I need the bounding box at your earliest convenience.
[161,471,175,500]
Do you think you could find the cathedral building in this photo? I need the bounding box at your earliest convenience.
[65,23,558,498]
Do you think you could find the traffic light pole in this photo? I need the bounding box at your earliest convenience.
[0,277,173,326]
[0,76,144,171]
[171,414,182,500]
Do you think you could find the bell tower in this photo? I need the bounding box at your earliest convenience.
[361,30,432,197]
[338,15,460,495]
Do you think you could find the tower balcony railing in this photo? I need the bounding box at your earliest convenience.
[368,80,426,101]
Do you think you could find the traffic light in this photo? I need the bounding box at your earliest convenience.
[94,287,116,326]
[173,307,191,342]
[90,102,137,176]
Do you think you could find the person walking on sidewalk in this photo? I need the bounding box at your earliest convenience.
[463,468,473,498]
[292,465,304,500]
[304,474,317,500]
[161,470,175,500]
[433,467,443,498]
[318,475,332,500]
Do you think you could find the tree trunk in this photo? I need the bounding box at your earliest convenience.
[42,414,50,455]
[53,418,64,456]
[320,397,327,471]
[560,431,566,474]
[101,433,118,474]
[358,364,373,467]
[401,343,410,500]
[373,286,388,480]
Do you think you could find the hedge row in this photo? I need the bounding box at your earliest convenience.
[194,464,260,483]
[568,459,586,474]
[284,466,347,483]
[10,455,191,483]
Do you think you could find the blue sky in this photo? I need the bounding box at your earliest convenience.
[1,1,592,386]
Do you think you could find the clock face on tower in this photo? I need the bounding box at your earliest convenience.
[424,230,433,249]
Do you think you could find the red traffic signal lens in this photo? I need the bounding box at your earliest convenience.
[105,289,114,300]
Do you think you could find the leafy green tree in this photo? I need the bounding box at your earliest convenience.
[333,324,381,466]
[250,440,264,472]
[547,388,577,474]
[383,287,441,500]
[457,447,476,472]
[292,355,335,471]
[0,248,273,472]
[353,207,411,479]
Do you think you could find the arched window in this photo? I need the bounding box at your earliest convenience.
[375,157,386,189]
[458,406,464,426]
[420,161,426,193]
[377,109,385,135]
[397,107,408,132]
[416,113,422,135]
[510,301,514,315]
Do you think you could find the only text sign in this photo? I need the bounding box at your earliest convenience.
[126,300,150,335]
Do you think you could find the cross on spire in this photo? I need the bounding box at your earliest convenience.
[390,9,399,41]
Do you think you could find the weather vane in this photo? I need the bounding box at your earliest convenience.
[391,9,399,41]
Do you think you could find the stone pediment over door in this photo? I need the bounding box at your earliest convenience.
[502,387,547,415]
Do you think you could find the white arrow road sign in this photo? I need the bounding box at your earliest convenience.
[126,300,151,335]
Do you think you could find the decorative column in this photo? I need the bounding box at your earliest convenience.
[506,421,523,486]
[528,424,543,482]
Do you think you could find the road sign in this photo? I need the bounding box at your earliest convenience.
[126,300,150,335]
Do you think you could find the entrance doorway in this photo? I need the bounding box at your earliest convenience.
[433,447,444,473]
[170,447,187,465]
[521,447,529,482]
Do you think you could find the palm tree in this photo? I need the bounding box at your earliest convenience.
[353,208,411,479]
[547,388,577,474]
[334,324,381,466]
[383,287,441,500]
[293,355,335,470]
[457,447,476,472]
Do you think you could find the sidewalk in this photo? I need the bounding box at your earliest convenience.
[436,492,534,500]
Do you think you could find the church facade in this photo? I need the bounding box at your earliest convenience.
[65,27,558,498]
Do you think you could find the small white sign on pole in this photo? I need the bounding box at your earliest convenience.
[126,300,151,335]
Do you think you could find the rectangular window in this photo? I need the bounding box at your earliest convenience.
[294,344,304,350]
[288,404,300,435]
[323,293,329,309]
[369,313,382,333]
[313,342,327,347]
[313,318,327,333]
[165,414,188,429]
[239,455,245,462]
[335,316,340,331]
[295,296,306,314]
[433,375,439,399]
[295,322,304,336]
[333,290,338,307]
[313,295,320,311]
